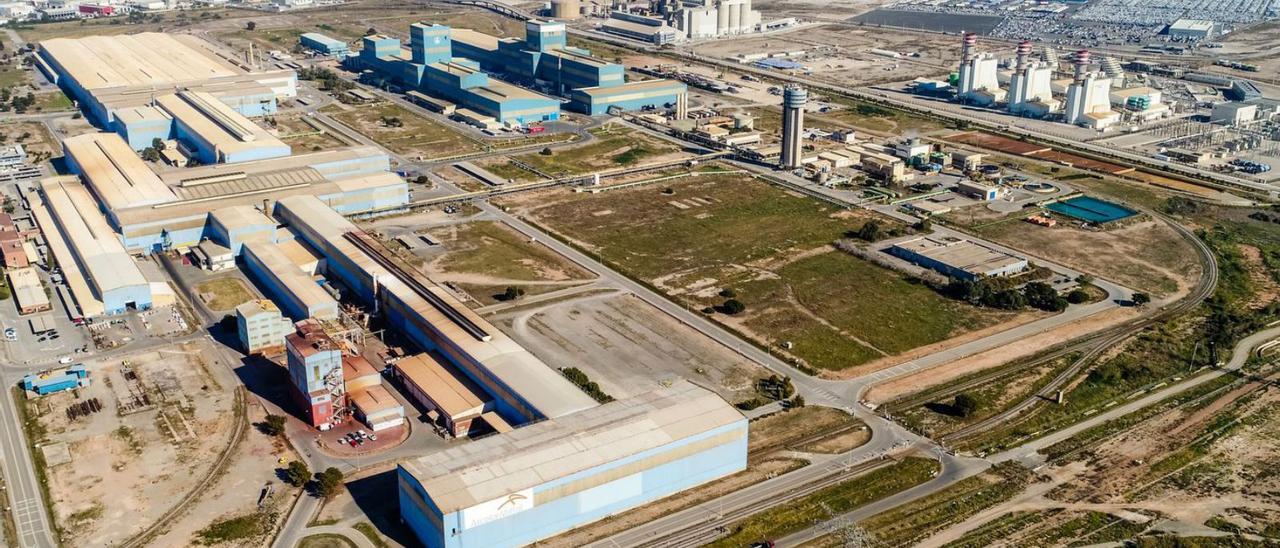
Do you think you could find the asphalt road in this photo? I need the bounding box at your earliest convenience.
[0,382,56,548]
[773,324,1280,547]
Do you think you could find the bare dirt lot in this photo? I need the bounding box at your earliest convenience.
[422,220,596,306]
[24,340,242,546]
[929,369,1280,547]
[973,218,1201,298]
[687,23,956,88]
[492,291,768,402]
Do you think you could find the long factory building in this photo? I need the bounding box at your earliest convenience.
[398,379,748,548]
[35,31,746,546]
[36,33,298,163]
[345,20,686,124]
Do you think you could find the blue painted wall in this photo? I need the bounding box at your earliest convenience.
[399,419,749,548]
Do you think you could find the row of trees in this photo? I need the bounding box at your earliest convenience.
[260,414,346,498]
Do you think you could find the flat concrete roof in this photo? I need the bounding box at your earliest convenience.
[63,132,178,210]
[39,33,243,91]
[400,380,744,515]
[893,236,1026,277]
[352,384,403,416]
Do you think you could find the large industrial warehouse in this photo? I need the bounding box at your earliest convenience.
[348,20,688,124]
[397,380,748,548]
[25,28,748,547]
[36,33,297,160]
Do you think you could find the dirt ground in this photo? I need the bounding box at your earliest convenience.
[148,396,299,547]
[975,218,1201,298]
[687,23,956,88]
[493,291,768,402]
[1,122,58,162]
[29,340,240,546]
[922,369,1280,547]
[271,115,349,153]
[865,305,1140,404]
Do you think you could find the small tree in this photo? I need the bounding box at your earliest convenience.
[315,467,344,499]
[953,393,979,417]
[1074,274,1094,288]
[261,414,287,436]
[1066,288,1090,304]
[855,221,883,242]
[365,27,377,36]
[1132,292,1151,307]
[502,286,526,301]
[245,21,256,31]
[285,460,310,487]
[721,299,746,315]
[791,395,806,408]
[718,287,736,298]
[152,137,166,151]
[540,146,553,156]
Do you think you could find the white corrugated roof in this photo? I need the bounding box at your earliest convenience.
[39,177,150,298]
[276,195,599,420]
[63,132,177,210]
[401,380,744,514]
[39,33,241,90]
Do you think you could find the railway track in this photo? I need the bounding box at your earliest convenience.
[119,389,249,548]
[645,458,894,548]
[939,214,1218,443]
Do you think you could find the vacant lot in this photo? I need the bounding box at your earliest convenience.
[2,122,58,161]
[478,124,688,181]
[972,217,1200,297]
[423,221,594,305]
[195,277,257,312]
[23,342,239,546]
[271,115,347,152]
[324,102,484,160]
[501,171,1014,374]
[496,292,766,402]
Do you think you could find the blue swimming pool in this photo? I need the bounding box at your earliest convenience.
[1045,196,1137,224]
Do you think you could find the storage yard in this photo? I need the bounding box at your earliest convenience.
[18,342,245,546]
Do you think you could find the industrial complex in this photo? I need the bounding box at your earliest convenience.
[2,2,1279,548]
[334,19,688,126]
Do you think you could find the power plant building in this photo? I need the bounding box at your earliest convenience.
[956,34,1003,106]
[1063,50,1119,130]
[398,380,748,548]
[1007,41,1058,117]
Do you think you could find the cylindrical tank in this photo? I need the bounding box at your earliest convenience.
[551,0,580,20]
[717,0,730,34]
[728,3,741,33]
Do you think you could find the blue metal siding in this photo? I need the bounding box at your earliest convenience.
[400,419,749,548]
